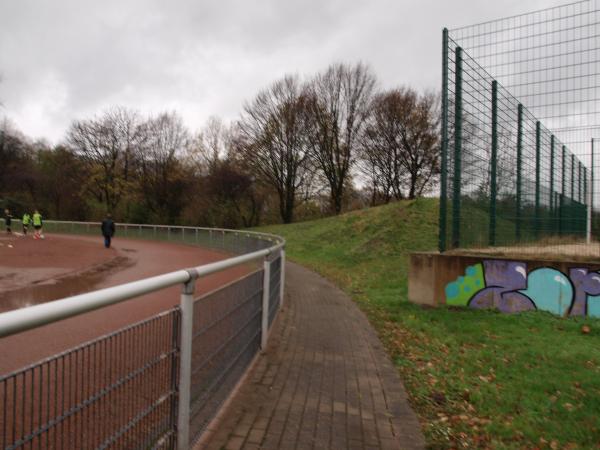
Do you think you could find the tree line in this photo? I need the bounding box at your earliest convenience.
[0,62,440,228]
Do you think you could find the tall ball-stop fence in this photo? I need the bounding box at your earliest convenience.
[0,221,285,449]
[439,0,600,257]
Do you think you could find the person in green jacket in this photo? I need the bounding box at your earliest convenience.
[22,212,31,235]
[32,210,44,240]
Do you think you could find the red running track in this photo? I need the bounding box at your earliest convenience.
[0,233,251,375]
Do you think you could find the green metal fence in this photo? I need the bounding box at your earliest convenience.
[439,1,600,255]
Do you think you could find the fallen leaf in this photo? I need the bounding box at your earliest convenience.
[430,391,446,405]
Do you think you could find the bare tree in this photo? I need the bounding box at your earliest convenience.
[361,88,440,201]
[136,111,191,222]
[204,158,264,227]
[359,92,404,204]
[236,75,312,223]
[0,119,36,203]
[188,116,230,175]
[306,62,376,214]
[67,107,143,215]
[36,145,87,219]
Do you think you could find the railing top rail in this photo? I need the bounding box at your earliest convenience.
[0,218,284,243]
[0,224,284,339]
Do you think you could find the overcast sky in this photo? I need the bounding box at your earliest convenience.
[0,0,562,143]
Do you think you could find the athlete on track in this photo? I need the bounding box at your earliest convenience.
[4,209,12,234]
[32,210,44,239]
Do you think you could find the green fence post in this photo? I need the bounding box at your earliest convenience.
[452,46,463,249]
[535,121,541,240]
[516,104,523,240]
[560,145,566,235]
[571,154,576,234]
[439,28,449,253]
[571,154,575,200]
[579,161,583,203]
[569,153,578,234]
[592,138,595,236]
[550,135,555,231]
[584,168,588,236]
[489,80,498,246]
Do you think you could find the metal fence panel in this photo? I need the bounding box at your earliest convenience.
[0,309,179,450]
[0,222,285,448]
[268,256,282,328]
[440,2,598,254]
[189,270,264,445]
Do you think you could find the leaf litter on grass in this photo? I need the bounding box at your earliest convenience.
[257,198,600,449]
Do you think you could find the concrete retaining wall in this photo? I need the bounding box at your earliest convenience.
[408,252,600,317]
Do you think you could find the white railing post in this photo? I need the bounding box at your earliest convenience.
[177,274,195,450]
[279,249,286,308]
[261,257,271,350]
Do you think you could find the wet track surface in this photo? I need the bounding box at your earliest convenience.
[0,234,250,374]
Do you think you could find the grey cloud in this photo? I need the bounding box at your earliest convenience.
[0,0,558,142]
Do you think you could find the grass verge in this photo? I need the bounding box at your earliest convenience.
[258,198,600,449]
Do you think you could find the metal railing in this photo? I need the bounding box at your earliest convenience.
[1,218,278,255]
[0,221,286,449]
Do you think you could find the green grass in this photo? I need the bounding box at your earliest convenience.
[258,198,600,449]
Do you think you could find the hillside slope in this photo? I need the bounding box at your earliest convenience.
[259,199,600,450]
[260,197,439,308]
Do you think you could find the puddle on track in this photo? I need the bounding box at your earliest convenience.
[0,256,133,313]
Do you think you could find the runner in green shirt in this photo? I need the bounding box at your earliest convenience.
[22,212,31,235]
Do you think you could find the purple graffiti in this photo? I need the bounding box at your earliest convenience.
[568,268,600,316]
[444,259,600,317]
[468,260,536,313]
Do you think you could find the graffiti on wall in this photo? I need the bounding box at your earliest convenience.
[445,260,600,317]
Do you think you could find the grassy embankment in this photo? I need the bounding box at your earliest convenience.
[258,198,600,450]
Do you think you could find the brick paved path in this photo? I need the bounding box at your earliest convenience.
[201,262,425,450]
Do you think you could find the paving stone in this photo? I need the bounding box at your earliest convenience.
[246,427,266,444]
[224,436,245,450]
[201,262,425,450]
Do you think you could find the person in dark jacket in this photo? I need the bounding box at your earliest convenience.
[4,209,12,234]
[101,214,116,248]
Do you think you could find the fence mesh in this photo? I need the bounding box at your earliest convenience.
[269,256,282,328]
[189,269,264,444]
[0,224,284,449]
[35,222,275,256]
[440,0,600,258]
[0,310,179,450]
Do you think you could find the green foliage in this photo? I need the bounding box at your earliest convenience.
[259,198,600,449]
